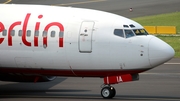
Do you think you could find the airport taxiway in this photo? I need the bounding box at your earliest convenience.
[0,59,180,101]
[1,0,180,18]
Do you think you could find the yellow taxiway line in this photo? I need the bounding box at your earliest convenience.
[2,0,12,4]
[54,0,106,6]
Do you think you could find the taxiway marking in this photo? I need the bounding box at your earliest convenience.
[164,63,180,65]
[54,0,106,6]
[1,0,12,4]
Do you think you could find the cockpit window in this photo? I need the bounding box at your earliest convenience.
[124,29,135,38]
[114,29,148,38]
[133,29,148,35]
[114,29,124,38]
[123,25,129,28]
[129,24,135,28]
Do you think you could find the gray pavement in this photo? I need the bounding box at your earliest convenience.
[0,0,180,101]
[1,0,180,18]
[0,59,179,101]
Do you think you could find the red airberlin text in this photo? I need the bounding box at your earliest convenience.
[0,13,64,47]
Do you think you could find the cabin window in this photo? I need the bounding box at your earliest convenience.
[27,30,31,37]
[133,29,149,35]
[34,30,39,37]
[43,31,47,37]
[10,30,15,36]
[2,30,7,36]
[59,32,64,37]
[51,31,55,37]
[124,29,135,38]
[18,30,22,36]
[114,29,124,38]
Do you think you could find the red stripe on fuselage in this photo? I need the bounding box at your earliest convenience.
[0,67,150,77]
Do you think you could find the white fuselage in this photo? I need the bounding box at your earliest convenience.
[0,4,174,77]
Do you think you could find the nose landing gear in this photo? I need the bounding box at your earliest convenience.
[101,85,116,99]
[101,74,139,98]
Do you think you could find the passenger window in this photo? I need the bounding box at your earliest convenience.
[114,29,124,38]
[124,30,135,38]
[43,31,47,37]
[59,32,64,37]
[18,30,22,36]
[11,30,15,36]
[27,30,31,37]
[34,30,39,37]
[2,30,7,36]
[51,31,55,37]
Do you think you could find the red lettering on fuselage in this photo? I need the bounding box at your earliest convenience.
[8,21,21,46]
[34,15,43,47]
[0,13,64,48]
[44,22,64,47]
[22,13,31,46]
[0,22,5,44]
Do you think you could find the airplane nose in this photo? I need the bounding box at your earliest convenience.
[149,37,175,67]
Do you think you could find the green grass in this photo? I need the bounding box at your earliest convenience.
[132,12,180,57]
[132,12,180,34]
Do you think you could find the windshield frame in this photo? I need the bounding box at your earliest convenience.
[113,28,149,38]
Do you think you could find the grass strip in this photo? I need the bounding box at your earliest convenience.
[133,12,180,57]
[133,12,180,34]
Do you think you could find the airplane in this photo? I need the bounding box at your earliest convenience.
[0,4,175,99]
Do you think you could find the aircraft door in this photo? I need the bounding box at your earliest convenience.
[79,21,94,53]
